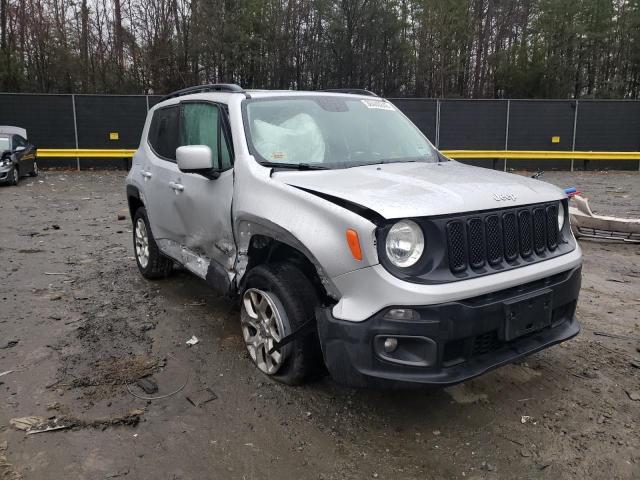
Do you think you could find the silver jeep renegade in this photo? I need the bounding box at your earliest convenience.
[125,84,582,387]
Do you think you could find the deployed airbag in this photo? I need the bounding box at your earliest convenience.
[252,113,325,164]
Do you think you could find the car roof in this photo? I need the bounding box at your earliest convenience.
[160,85,379,100]
[0,126,27,138]
[243,90,377,99]
[153,88,384,110]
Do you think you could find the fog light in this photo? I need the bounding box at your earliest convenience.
[383,308,418,321]
[375,335,438,367]
[383,337,398,353]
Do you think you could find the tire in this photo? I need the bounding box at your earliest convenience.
[29,160,38,177]
[10,166,19,186]
[241,263,322,385]
[132,207,173,279]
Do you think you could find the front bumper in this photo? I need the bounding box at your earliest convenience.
[317,266,581,387]
[0,165,14,183]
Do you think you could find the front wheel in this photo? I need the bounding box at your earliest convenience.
[10,166,19,186]
[29,161,38,177]
[132,207,173,279]
[241,263,322,385]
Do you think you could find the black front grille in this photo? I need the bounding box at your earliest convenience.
[485,215,503,265]
[533,208,547,254]
[467,218,485,269]
[502,212,519,261]
[546,204,559,250]
[445,202,564,275]
[447,221,467,273]
[518,210,533,258]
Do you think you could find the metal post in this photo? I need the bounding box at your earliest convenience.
[71,94,80,171]
[145,95,149,111]
[504,99,510,172]
[435,99,441,149]
[571,100,579,172]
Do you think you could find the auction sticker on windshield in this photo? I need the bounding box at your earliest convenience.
[361,99,395,110]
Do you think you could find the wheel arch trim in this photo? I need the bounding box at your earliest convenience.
[235,216,341,300]
[126,184,147,218]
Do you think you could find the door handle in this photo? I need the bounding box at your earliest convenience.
[169,181,184,192]
[140,170,153,179]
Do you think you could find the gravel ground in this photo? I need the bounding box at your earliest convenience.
[0,170,639,480]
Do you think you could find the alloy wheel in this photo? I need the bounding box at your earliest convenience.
[135,218,150,268]
[241,288,288,375]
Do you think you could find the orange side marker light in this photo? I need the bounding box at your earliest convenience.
[346,229,363,261]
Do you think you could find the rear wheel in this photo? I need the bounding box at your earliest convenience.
[29,161,38,177]
[241,263,321,385]
[133,207,173,279]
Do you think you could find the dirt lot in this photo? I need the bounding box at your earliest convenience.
[1,170,639,480]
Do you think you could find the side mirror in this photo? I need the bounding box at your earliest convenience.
[15,146,26,152]
[176,145,219,179]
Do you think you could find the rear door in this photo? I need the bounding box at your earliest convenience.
[171,101,236,284]
[143,105,184,242]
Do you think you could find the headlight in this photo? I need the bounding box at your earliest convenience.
[385,220,425,268]
[557,202,565,230]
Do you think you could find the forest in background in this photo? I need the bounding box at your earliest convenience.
[1,0,639,98]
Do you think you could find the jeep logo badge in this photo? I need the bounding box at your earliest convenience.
[493,192,517,202]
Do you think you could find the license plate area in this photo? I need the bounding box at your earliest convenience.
[502,290,553,341]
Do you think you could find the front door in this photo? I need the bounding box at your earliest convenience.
[171,101,236,285]
[13,135,36,173]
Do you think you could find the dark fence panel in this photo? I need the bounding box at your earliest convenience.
[575,100,640,170]
[1,93,638,171]
[0,93,77,168]
[75,95,148,169]
[507,100,576,170]
[148,96,164,109]
[439,99,508,169]
[75,95,147,149]
[390,98,437,143]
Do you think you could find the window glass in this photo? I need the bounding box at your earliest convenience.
[245,97,439,168]
[181,103,233,170]
[182,103,219,168]
[149,106,180,161]
[13,136,25,148]
[220,128,232,170]
[0,137,11,150]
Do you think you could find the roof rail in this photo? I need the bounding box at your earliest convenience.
[161,83,248,101]
[321,88,379,97]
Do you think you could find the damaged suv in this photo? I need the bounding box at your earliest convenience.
[126,85,582,387]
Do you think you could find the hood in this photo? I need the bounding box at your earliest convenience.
[274,161,565,220]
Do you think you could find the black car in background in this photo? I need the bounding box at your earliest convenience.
[0,126,38,185]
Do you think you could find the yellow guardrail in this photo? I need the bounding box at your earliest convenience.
[35,148,640,160]
[442,150,640,160]
[37,149,137,158]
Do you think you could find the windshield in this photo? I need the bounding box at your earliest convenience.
[0,137,9,151]
[243,96,440,169]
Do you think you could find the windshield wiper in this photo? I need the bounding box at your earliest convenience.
[261,162,329,171]
[346,159,418,168]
